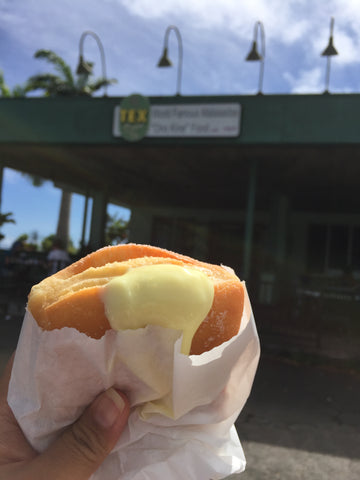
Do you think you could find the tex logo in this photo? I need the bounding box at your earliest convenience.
[119,94,150,142]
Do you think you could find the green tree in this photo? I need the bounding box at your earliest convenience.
[41,234,76,255]
[23,50,118,248]
[25,50,117,96]
[105,213,129,245]
[41,234,56,253]
[0,70,11,97]
[0,70,27,97]
[0,212,15,242]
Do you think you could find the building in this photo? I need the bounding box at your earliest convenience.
[1,93,360,361]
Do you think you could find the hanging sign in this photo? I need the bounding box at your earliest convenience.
[113,100,241,140]
[147,103,241,138]
[114,94,150,142]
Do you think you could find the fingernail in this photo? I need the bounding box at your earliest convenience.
[93,388,125,429]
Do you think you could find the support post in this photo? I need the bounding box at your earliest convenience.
[0,164,3,241]
[0,164,3,213]
[89,190,108,250]
[81,194,89,248]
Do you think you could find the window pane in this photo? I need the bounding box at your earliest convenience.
[173,219,195,257]
[151,217,173,250]
[352,226,360,270]
[328,225,348,270]
[307,224,327,273]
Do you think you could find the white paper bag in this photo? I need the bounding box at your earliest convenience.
[8,284,260,480]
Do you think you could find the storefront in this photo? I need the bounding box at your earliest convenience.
[1,93,360,360]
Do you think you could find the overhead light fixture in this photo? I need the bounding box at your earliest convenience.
[321,17,338,93]
[76,55,93,75]
[246,41,262,62]
[76,30,108,96]
[157,25,183,95]
[157,47,172,67]
[245,21,265,94]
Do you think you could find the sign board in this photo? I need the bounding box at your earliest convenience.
[117,94,150,142]
[113,100,241,140]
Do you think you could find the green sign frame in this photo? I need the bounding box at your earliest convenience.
[119,94,150,142]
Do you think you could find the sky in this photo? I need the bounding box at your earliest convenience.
[1,0,360,248]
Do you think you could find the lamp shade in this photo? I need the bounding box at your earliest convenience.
[321,36,338,56]
[76,55,93,75]
[246,41,262,61]
[157,47,172,67]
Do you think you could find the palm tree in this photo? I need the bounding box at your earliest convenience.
[25,50,116,96]
[20,173,72,247]
[0,70,11,97]
[105,213,129,245]
[0,69,26,97]
[23,50,117,247]
[0,212,15,242]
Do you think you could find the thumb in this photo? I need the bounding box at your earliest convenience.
[30,388,130,480]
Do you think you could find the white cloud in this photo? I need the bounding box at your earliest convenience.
[118,0,360,54]
[118,0,327,43]
[283,66,324,94]
[330,28,360,65]
[2,0,360,95]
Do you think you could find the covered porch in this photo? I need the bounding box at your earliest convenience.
[1,93,360,361]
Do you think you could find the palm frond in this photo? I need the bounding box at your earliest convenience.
[85,77,118,93]
[11,85,27,98]
[34,49,74,87]
[25,74,75,96]
[0,69,11,97]
[0,212,16,226]
[26,49,119,97]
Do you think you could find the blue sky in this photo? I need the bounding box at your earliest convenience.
[1,170,131,249]
[1,0,360,248]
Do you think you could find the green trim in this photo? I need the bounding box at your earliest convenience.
[1,93,360,145]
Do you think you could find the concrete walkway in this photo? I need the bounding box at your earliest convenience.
[233,354,360,480]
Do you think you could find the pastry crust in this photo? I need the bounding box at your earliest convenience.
[28,244,244,355]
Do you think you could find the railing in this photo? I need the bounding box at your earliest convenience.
[253,272,360,360]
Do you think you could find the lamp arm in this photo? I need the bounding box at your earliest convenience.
[256,21,265,94]
[330,16,335,37]
[79,30,108,95]
[164,25,183,95]
[324,17,336,93]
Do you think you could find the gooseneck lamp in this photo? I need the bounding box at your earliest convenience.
[245,21,266,95]
[76,30,108,96]
[157,25,183,96]
[321,17,338,93]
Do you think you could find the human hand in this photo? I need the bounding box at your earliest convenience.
[0,353,130,479]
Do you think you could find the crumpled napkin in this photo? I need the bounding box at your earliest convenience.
[8,283,260,480]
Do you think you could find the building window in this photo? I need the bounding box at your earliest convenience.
[151,216,195,256]
[151,217,173,250]
[307,223,360,274]
[307,224,327,273]
[352,227,360,270]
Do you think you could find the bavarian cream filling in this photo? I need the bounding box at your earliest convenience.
[102,264,214,354]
